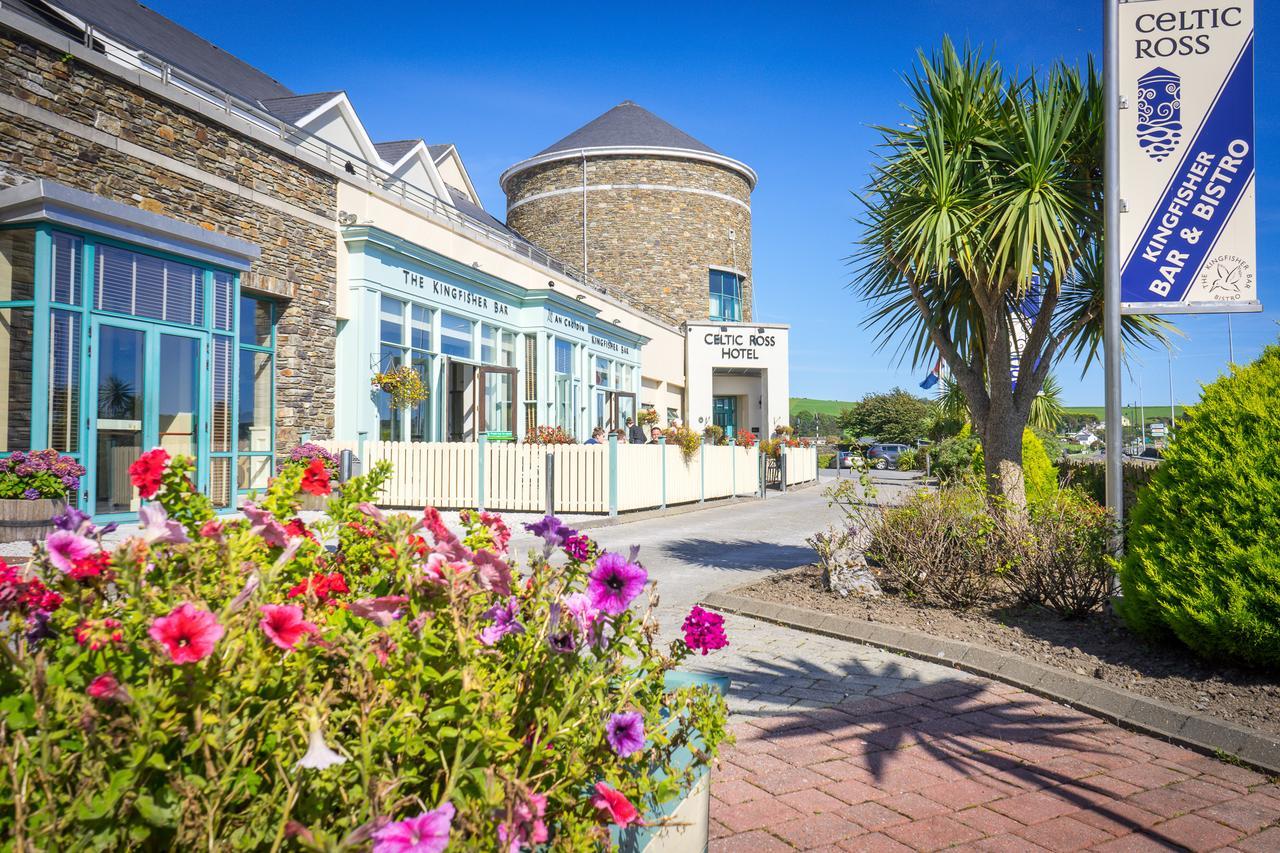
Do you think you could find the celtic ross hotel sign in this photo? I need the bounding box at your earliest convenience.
[1118,0,1261,314]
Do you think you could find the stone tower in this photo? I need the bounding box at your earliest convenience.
[501,101,756,325]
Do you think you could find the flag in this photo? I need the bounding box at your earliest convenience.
[919,357,943,390]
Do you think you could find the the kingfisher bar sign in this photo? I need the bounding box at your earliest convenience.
[1118,0,1260,314]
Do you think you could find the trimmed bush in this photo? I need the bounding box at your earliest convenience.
[1118,345,1280,668]
[1057,457,1159,520]
[930,433,981,483]
[1006,488,1114,618]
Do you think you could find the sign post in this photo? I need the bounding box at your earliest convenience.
[1105,0,1259,543]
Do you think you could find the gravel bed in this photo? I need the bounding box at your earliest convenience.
[737,565,1280,737]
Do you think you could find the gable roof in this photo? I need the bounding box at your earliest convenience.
[28,0,294,103]
[427,144,454,162]
[259,91,343,124]
[536,101,718,157]
[446,186,515,237]
[374,139,423,164]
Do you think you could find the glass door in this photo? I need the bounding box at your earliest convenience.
[90,319,207,517]
[477,365,518,439]
[610,392,637,432]
[713,396,738,436]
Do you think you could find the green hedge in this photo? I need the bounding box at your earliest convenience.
[1117,345,1280,668]
[1057,457,1159,520]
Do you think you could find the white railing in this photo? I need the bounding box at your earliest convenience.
[316,440,765,514]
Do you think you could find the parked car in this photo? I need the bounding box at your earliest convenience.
[866,443,909,470]
[828,450,859,469]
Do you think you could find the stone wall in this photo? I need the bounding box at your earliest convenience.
[0,26,337,448]
[505,155,753,325]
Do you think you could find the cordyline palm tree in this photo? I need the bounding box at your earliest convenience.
[850,38,1168,509]
[934,372,1065,433]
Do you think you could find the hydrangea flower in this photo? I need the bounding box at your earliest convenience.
[258,604,318,651]
[373,802,455,853]
[148,603,224,664]
[681,606,728,655]
[605,711,645,757]
[586,553,647,615]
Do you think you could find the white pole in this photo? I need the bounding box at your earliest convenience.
[1103,0,1125,539]
[1167,345,1176,437]
[1227,314,1235,364]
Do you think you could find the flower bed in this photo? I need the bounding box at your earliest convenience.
[0,449,84,500]
[0,450,728,849]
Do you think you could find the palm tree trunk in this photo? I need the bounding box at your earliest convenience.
[980,414,1026,510]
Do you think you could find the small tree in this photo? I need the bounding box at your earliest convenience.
[849,39,1167,508]
[838,388,930,445]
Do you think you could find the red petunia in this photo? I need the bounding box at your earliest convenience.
[590,782,639,827]
[129,448,170,499]
[68,551,112,582]
[300,458,331,497]
[287,571,348,604]
[284,517,317,542]
[148,602,224,664]
[87,672,130,703]
[258,604,319,651]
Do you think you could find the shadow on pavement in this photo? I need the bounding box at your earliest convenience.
[717,653,1203,849]
[661,539,816,572]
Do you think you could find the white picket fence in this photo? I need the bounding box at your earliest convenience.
[313,439,814,515]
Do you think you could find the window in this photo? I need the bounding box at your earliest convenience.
[709,269,743,322]
[440,312,472,358]
[0,229,35,452]
[237,296,275,494]
[97,244,204,326]
[378,298,435,441]
[594,356,611,388]
[554,338,574,431]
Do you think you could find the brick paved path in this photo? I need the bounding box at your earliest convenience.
[706,647,1280,851]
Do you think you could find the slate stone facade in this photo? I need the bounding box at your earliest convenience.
[0,25,337,447]
[505,154,753,325]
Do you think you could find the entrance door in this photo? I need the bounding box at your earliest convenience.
[477,365,518,438]
[713,396,738,437]
[90,320,206,517]
[610,392,637,433]
[447,360,476,442]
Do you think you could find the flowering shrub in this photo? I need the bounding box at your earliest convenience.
[0,452,728,849]
[662,426,703,462]
[636,409,658,428]
[524,425,576,444]
[702,424,725,446]
[0,449,85,500]
[734,428,757,449]
[281,442,341,476]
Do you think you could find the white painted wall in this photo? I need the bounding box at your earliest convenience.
[685,322,790,437]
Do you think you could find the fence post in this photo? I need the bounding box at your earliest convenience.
[729,436,736,498]
[759,449,766,499]
[544,451,555,517]
[781,448,788,493]
[699,442,706,504]
[608,433,618,517]
[357,431,367,470]
[477,434,487,511]
[300,430,311,445]
[659,436,667,510]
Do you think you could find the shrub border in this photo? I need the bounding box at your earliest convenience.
[700,585,1280,776]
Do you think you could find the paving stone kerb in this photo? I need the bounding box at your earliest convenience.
[701,589,1280,776]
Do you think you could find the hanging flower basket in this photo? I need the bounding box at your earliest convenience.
[371,366,428,409]
[637,408,659,428]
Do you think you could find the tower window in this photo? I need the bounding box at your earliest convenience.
[709,269,743,322]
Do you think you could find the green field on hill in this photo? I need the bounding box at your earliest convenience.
[790,398,1186,421]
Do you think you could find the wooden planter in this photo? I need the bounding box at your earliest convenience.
[613,671,728,853]
[299,493,328,512]
[0,497,67,545]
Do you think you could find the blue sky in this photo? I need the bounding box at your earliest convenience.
[148,0,1278,407]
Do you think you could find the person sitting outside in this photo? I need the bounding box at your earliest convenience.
[647,426,663,445]
[627,417,646,445]
[585,427,605,445]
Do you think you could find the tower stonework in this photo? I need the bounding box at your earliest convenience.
[501,102,756,325]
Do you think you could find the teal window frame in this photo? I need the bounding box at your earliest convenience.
[709,269,744,322]
[0,222,263,516]
[376,295,435,442]
[236,294,277,498]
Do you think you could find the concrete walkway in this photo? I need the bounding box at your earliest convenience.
[525,471,1280,852]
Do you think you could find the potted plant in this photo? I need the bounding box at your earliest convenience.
[637,408,659,428]
[734,428,758,449]
[371,365,429,409]
[0,450,84,544]
[525,425,577,444]
[279,443,341,510]
[0,452,730,849]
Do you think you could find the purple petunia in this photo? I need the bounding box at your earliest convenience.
[605,711,646,758]
[479,597,524,646]
[681,606,729,655]
[587,552,647,615]
[564,533,592,562]
[524,514,575,549]
[547,629,577,654]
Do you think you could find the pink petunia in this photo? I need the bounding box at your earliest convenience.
[86,672,130,703]
[372,802,455,853]
[148,602,224,664]
[258,604,318,651]
[591,782,640,827]
[45,530,97,574]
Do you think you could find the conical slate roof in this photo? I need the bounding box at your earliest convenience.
[536,101,719,156]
